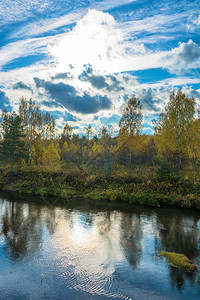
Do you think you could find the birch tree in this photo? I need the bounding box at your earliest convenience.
[119,97,143,171]
[155,90,195,172]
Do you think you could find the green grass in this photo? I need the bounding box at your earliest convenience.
[84,189,160,206]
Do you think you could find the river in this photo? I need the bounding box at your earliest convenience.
[0,192,200,299]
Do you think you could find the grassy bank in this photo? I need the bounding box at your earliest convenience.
[0,165,199,209]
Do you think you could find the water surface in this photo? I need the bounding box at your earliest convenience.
[0,192,200,299]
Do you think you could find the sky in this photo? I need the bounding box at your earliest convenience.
[0,0,200,135]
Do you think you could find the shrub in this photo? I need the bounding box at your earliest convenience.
[128,193,159,206]
[156,160,171,181]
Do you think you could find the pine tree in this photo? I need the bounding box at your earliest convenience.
[0,112,27,175]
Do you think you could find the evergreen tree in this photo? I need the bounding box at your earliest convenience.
[0,112,26,175]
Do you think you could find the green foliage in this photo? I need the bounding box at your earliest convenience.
[179,194,196,208]
[156,160,171,181]
[85,189,159,207]
[119,97,143,135]
[0,91,200,210]
[159,251,198,271]
[155,90,196,172]
[0,112,27,174]
[128,193,159,206]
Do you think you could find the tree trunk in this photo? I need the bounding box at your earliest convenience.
[175,133,180,172]
[107,140,111,174]
[11,152,14,176]
[28,136,31,165]
[87,133,90,159]
[129,138,132,173]
[192,157,199,175]
[175,152,180,173]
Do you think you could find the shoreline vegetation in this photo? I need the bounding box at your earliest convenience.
[0,90,200,209]
[0,167,199,209]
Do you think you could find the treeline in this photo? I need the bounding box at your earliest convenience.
[0,90,200,178]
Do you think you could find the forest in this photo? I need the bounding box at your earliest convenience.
[0,90,200,209]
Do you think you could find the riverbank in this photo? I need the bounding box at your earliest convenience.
[0,168,199,209]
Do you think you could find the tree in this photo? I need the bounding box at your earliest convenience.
[31,134,45,165]
[41,111,56,147]
[185,117,200,174]
[98,126,112,173]
[0,112,26,175]
[154,90,195,172]
[43,143,60,172]
[19,97,42,164]
[86,125,92,140]
[59,123,72,148]
[119,97,143,171]
[86,125,92,158]
[62,141,79,163]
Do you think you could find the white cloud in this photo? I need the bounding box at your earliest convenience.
[49,9,128,74]
[164,40,200,74]
[0,35,56,70]
[49,11,200,76]
[0,0,137,27]
[121,13,187,35]
[48,10,168,74]
[2,10,200,78]
[187,12,200,31]
[155,77,200,87]
[1,8,200,134]
[0,0,51,25]
[8,12,82,40]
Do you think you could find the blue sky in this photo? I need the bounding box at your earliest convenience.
[0,0,200,134]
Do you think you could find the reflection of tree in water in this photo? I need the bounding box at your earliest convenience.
[155,210,200,290]
[95,211,112,236]
[95,211,115,263]
[43,206,57,236]
[79,212,93,228]
[1,201,57,261]
[120,213,143,269]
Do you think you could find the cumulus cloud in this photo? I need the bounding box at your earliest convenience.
[34,77,112,114]
[0,90,12,111]
[13,81,33,91]
[50,110,77,122]
[50,72,74,80]
[2,9,200,81]
[49,9,127,73]
[181,87,200,101]
[135,88,161,112]
[48,10,200,76]
[42,99,64,109]
[188,89,200,99]
[78,65,124,92]
[164,40,200,74]
[1,7,200,135]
